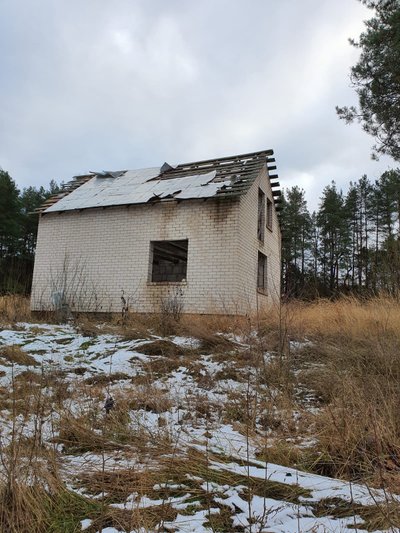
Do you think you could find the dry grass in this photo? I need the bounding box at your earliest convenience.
[119,384,173,414]
[0,345,38,367]
[255,295,400,490]
[64,305,251,345]
[0,294,251,340]
[84,372,130,385]
[55,410,142,454]
[0,470,171,533]
[54,384,173,457]
[5,294,399,340]
[0,483,58,533]
[3,293,400,502]
[275,295,400,341]
[0,294,31,325]
[0,476,177,533]
[76,449,312,529]
[137,356,182,380]
[179,312,249,334]
[135,339,185,357]
[75,450,400,531]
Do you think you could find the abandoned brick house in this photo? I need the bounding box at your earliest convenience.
[31,149,282,315]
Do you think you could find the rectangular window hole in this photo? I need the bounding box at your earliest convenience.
[257,251,268,292]
[258,189,265,242]
[150,240,188,282]
[267,198,273,230]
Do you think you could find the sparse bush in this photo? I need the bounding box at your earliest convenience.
[158,287,185,335]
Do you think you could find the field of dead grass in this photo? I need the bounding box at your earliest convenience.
[1,294,400,531]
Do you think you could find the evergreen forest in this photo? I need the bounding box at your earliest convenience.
[2,165,400,299]
[0,169,61,294]
[281,169,400,298]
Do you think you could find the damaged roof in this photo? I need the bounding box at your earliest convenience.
[39,149,279,214]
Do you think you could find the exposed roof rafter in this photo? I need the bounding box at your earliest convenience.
[36,149,281,214]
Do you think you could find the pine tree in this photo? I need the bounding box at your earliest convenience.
[337,0,400,160]
[0,170,21,259]
[317,183,351,293]
[20,186,51,256]
[280,186,312,296]
[345,176,374,290]
[374,169,400,292]
[0,171,61,293]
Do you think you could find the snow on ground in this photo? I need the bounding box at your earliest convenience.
[0,321,398,532]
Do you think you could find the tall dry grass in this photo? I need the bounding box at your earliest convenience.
[279,295,400,341]
[256,296,400,490]
[0,295,31,324]
[3,292,400,336]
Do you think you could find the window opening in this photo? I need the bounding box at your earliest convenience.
[257,252,268,291]
[258,189,265,241]
[267,198,273,230]
[150,240,188,282]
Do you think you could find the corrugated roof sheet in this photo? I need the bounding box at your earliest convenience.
[39,149,278,214]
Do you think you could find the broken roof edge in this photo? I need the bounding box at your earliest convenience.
[35,148,276,214]
[174,148,273,168]
[34,173,94,214]
[39,192,244,216]
[159,149,273,178]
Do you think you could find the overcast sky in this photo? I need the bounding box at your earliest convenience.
[0,0,396,210]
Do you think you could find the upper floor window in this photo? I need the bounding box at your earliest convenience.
[267,198,273,230]
[258,189,265,242]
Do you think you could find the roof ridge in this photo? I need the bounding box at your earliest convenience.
[174,148,274,169]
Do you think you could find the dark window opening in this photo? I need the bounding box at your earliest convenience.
[151,240,188,282]
[258,189,265,242]
[267,198,273,230]
[257,252,268,292]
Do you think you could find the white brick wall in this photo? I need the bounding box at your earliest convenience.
[236,168,282,314]
[31,170,281,315]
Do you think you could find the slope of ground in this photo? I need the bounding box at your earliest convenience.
[1,297,400,532]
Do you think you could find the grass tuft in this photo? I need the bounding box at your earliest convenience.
[0,345,38,366]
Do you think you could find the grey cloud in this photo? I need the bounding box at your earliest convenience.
[0,0,395,208]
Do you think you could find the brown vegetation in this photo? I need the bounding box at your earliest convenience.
[0,294,31,324]
[2,294,400,529]
[0,345,38,367]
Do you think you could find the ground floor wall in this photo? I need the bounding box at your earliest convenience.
[32,190,282,315]
[31,199,256,315]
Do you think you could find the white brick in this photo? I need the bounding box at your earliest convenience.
[31,173,281,315]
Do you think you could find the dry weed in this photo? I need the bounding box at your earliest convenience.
[135,339,185,357]
[276,295,400,341]
[117,384,173,414]
[0,294,31,325]
[0,345,38,366]
[264,296,400,490]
